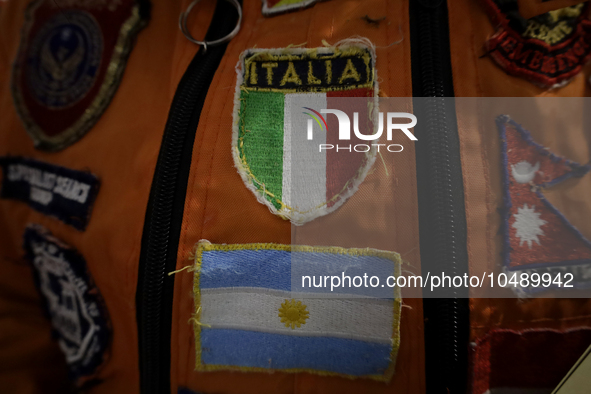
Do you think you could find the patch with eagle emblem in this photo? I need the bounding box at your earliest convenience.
[497,115,591,294]
[11,0,149,151]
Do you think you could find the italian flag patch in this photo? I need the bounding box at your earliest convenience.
[232,41,378,225]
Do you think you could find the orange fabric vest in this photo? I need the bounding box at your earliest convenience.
[0,0,590,393]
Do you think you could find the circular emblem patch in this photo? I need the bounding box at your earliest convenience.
[12,0,148,151]
[26,11,103,109]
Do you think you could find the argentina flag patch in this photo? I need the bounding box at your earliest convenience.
[192,240,401,381]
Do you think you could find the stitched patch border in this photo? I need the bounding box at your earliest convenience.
[232,41,379,225]
[0,156,100,230]
[481,0,591,87]
[240,46,374,93]
[497,115,591,293]
[23,223,111,386]
[192,240,402,382]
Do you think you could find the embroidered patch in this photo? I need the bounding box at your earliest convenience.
[192,240,401,381]
[498,115,591,293]
[0,157,100,230]
[262,0,325,16]
[471,328,591,394]
[232,41,378,225]
[11,0,148,151]
[481,0,591,87]
[23,224,110,385]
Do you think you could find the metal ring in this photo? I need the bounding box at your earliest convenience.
[179,0,242,52]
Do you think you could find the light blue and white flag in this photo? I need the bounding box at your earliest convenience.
[192,240,402,381]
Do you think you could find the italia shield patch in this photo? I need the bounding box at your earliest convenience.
[232,42,378,225]
[498,116,591,293]
[23,224,111,385]
[11,0,148,151]
[192,240,401,381]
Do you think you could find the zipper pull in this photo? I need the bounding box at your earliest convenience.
[179,0,243,53]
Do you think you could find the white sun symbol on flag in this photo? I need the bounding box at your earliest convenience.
[512,204,547,249]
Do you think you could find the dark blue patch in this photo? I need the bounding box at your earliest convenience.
[0,156,99,230]
[23,224,110,384]
[25,10,102,109]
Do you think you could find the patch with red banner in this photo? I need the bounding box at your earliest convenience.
[497,115,591,294]
[11,0,149,151]
[481,0,591,88]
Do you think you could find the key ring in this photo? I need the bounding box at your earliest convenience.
[179,0,243,53]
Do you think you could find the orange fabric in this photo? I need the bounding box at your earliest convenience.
[0,0,423,393]
[447,0,591,341]
[0,0,214,393]
[6,0,590,392]
[171,1,424,393]
[517,0,586,19]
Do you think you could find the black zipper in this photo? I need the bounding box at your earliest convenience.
[135,3,239,394]
[409,1,470,393]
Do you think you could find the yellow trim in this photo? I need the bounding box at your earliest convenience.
[243,46,374,92]
[242,82,374,94]
[192,241,402,382]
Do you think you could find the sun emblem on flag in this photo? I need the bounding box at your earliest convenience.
[278,299,309,329]
[512,203,547,248]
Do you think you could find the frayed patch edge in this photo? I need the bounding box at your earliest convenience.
[231,38,380,226]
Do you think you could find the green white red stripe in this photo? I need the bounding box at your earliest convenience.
[236,87,375,225]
